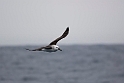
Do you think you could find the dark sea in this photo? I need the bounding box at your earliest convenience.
[0,45,124,83]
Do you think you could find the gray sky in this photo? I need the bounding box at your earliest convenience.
[0,0,124,46]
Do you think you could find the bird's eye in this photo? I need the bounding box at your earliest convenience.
[56,47,59,49]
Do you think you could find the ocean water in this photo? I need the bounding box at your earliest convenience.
[0,45,124,83]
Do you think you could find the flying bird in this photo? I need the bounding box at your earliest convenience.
[26,27,69,52]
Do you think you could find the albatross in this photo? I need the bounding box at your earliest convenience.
[26,27,69,52]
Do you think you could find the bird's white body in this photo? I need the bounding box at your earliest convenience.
[42,45,60,52]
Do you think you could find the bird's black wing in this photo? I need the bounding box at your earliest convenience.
[26,47,45,51]
[49,27,69,45]
[26,45,52,51]
[44,45,52,49]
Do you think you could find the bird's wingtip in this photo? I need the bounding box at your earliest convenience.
[25,48,30,51]
[66,27,69,31]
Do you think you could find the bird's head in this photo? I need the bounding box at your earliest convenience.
[53,45,62,51]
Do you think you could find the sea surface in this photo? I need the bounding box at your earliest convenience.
[0,45,124,83]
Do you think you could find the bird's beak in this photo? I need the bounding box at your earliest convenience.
[58,48,62,51]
